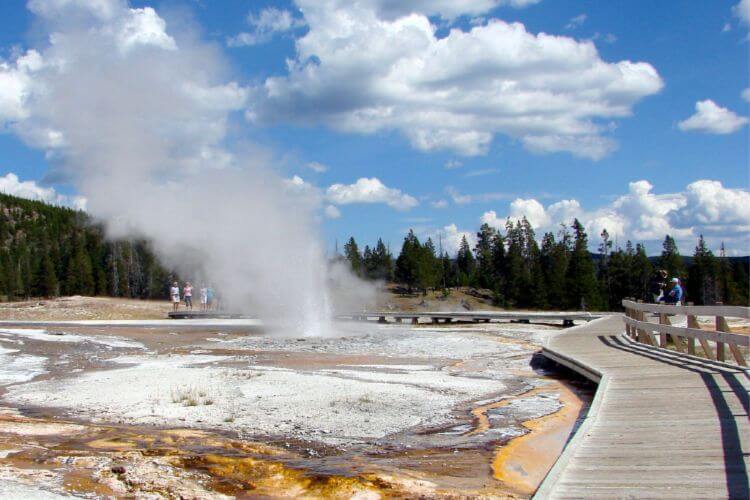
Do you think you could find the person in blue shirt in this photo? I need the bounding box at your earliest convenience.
[659,278,683,305]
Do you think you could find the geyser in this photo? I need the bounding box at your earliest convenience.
[9,0,333,335]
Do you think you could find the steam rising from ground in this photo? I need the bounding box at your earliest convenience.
[10,0,348,335]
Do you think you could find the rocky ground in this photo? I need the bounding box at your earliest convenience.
[0,297,597,498]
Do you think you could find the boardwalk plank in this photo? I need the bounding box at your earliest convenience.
[534,315,750,500]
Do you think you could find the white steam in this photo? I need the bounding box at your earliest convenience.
[8,0,335,335]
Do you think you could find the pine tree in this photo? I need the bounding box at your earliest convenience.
[455,235,475,286]
[395,230,421,292]
[343,237,363,277]
[631,243,653,302]
[717,243,742,305]
[504,220,524,306]
[659,235,685,280]
[564,219,600,310]
[688,235,718,305]
[474,223,496,289]
[490,232,506,305]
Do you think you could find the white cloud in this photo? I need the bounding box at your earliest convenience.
[734,0,750,24]
[326,177,418,210]
[742,88,750,102]
[324,204,341,219]
[227,7,304,47]
[678,99,749,134]
[444,159,463,169]
[0,172,86,210]
[479,179,749,252]
[431,199,448,208]
[0,50,43,124]
[509,198,550,229]
[565,13,586,30]
[116,7,176,53]
[307,161,328,173]
[359,0,541,20]
[27,0,122,20]
[424,223,476,256]
[249,1,663,160]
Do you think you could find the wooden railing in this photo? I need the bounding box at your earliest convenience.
[622,299,750,367]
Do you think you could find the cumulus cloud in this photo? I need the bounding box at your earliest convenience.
[227,7,304,47]
[0,50,43,125]
[431,199,448,208]
[742,88,750,102]
[324,204,341,219]
[326,177,418,210]
[479,179,749,252]
[678,99,748,134]
[248,0,663,159]
[359,0,541,20]
[0,172,86,210]
[423,223,476,256]
[734,0,750,24]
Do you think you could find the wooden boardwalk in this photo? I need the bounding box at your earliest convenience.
[536,315,750,499]
[337,310,600,327]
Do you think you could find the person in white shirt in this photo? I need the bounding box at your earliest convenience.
[170,282,180,311]
[200,285,208,311]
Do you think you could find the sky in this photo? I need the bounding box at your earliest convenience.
[0,0,748,257]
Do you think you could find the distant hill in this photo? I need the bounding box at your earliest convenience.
[0,192,173,301]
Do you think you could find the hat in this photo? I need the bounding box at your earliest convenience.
[671,277,679,283]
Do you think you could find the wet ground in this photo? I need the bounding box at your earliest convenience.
[0,320,594,498]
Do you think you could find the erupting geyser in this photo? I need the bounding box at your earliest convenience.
[11,0,334,335]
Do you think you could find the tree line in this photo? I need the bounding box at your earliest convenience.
[0,193,174,300]
[342,218,749,310]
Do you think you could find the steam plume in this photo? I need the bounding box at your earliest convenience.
[10,0,333,335]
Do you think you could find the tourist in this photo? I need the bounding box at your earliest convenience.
[200,285,208,311]
[170,281,180,311]
[184,281,194,311]
[659,278,683,305]
[206,286,215,310]
[649,269,668,303]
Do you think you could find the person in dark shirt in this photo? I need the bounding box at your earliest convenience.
[649,269,668,303]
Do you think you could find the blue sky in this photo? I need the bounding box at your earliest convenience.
[0,0,748,256]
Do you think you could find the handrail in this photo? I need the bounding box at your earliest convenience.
[621,299,750,319]
[623,316,750,347]
[621,298,749,367]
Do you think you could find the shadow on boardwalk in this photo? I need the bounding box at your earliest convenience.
[599,335,749,500]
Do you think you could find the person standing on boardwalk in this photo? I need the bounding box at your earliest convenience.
[183,282,194,311]
[649,269,668,302]
[170,281,180,311]
[659,277,683,305]
[200,285,208,311]
[206,286,215,310]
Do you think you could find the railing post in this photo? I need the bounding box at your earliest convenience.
[685,302,696,356]
[714,302,747,366]
[715,302,726,363]
[624,300,632,338]
[658,312,668,348]
[636,300,654,345]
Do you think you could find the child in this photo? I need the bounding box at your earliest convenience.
[170,282,180,311]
